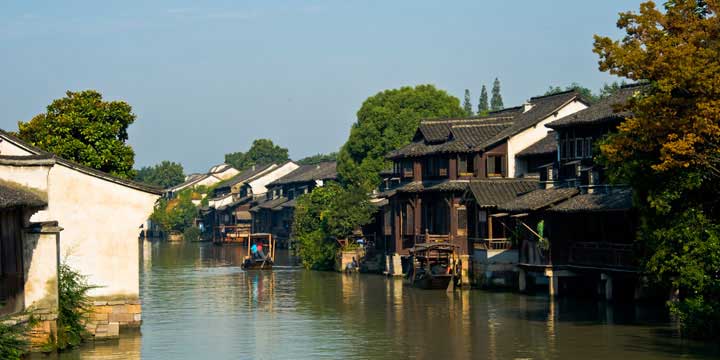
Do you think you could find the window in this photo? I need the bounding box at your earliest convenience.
[586,137,593,158]
[402,203,414,235]
[458,154,474,176]
[402,161,413,178]
[486,155,504,177]
[575,138,585,159]
[288,189,295,200]
[384,208,392,236]
[568,140,576,160]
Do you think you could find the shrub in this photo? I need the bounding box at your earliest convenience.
[57,262,97,350]
[183,226,201,242]
[0,320,30,360]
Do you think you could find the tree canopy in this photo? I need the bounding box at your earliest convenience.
[478,85,489,115]
[463,89,473,116]
[225,139,289,171]
[544,81,628,103]
[594,0,720,339]
[490,78,504,111]
[297,152,338,165]
[337,84,465,190]
[292,182,375,270]
[135,161,185,189]
[16,90,137,179]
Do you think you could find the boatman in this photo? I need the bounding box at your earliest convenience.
[251,242,258,259]
[257,241,265,259]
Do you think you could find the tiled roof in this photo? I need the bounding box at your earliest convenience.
[269,162,337,186]
[467,179,538,208]
[549,188,633,212]
[388,116,515,159]
[257,196,289,210]
[217,163,276,189]
[0,129,163,195]
[547,84,644,129]
[481,90,585,148]
[516,132,557,157]
[395,180,470,193]
[498,187,579,212]
[0,180,47,209]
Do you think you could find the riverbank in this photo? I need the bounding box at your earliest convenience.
[32,241,720,359]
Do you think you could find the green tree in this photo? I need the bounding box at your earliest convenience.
[490,78,504,111]
[16,90,137,179]
[478,85,489,115]
[598,80,629,99]
[135,160,185,189]
[544,82,599,103]
[293,182,375,270]
[297,152,338,165]
[463,89,473,116]
[225,139,289,171]
[150,189,198,233]
[337,84,465,190]
[594,0,720,339]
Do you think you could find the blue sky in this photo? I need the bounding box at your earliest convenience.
[0,0,636,173]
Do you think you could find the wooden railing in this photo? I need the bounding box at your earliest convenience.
[569,242,635,269]
[471,237,513,250]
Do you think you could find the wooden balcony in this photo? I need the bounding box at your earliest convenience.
[471,237,513,250]
[568,242,635,269]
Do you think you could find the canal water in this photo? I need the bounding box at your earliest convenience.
[34,241,718,360]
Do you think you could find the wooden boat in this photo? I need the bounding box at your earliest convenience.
[168,230,183,242]
[241,233,275,270]
[407,243,459,290]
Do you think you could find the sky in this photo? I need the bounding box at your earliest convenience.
[0,0,638,173]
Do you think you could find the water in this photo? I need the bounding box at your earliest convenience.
[34,241,719,360]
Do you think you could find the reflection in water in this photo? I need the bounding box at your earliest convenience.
[34,241,720,360]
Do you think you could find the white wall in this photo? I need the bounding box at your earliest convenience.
[507,100,587,177]
[38,165,158,299]
[247,162,299,196]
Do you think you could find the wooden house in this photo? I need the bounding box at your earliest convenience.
[251,162,337,247]
[495,84,645,298]
[376,90,589,276]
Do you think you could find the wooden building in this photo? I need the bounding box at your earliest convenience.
[250,162,337,247]
[375,90,589,276]
[496,84,645,299]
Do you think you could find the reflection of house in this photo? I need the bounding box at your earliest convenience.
[493,84,643,299]
[251,162,337,247]
[203,162,299,243]
[0,130,161,340]
[372,91,589,278]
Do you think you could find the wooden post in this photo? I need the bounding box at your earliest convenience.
[488,215,493,240]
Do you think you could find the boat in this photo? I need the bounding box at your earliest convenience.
[407,243,459,290]
[168,230,183,242]
[241,233,275,270]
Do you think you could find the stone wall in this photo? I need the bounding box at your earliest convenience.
[85,299,142,339]
[472,249,519,289]
[2,310,57,351]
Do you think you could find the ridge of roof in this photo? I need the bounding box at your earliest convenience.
[529,89,578,101]
[0,129,163,195]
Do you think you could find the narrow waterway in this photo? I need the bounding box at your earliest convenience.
[34,241,718,360]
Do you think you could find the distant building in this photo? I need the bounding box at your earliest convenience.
[251,162,337,247]
[165,163,240,198]
[0,129,161,340]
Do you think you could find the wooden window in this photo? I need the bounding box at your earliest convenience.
[402,161,413,178]
[586,137,593,158]
[457,206,467,236]
[575,138,585,159]
[402,203,414,235]
[383,208,392,236]
[486,156,504,177]
[568,140,576,160]
[458,155,474,176]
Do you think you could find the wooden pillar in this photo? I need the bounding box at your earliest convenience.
[449,157,458,180]
[413,160,423,182]
[488,214,493,240]
[414,196,422,242]
[394,201,402,253]
[449,196,457,242]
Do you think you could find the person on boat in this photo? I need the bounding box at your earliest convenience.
[256,241,265,259]
[345,257,359,273]
[251,242,258,259]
